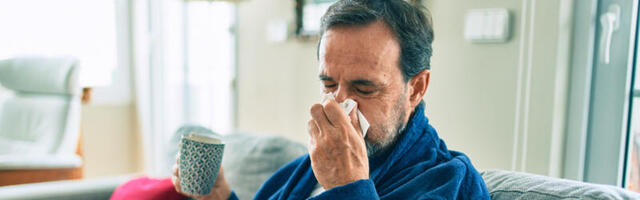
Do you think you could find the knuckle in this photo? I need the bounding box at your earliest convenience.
[325,100,340,110]
[310,104,323,113]
[307,120,315,128]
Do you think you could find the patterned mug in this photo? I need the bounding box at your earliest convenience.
[179,132,225,196]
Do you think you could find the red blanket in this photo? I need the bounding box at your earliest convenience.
[110,177,186,200]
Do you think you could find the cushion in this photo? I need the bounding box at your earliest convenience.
[0,56,80,95]
[221,133,307,200]
[481,170,640,200]
[0,94,71,154]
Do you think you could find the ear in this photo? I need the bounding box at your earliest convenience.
[407,70,430,108]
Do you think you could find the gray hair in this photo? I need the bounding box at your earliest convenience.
[318,0,434,82]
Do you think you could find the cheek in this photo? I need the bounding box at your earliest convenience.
[357,90,400,119]
[357,98,394,127]
[357,89,409,139]
[360,103,395,143]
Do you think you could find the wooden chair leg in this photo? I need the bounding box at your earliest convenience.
[0,167,83,186]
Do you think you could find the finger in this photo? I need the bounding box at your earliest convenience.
[310,103,333,127]
[172,175,181,193]
[172,164,180,176]
[171,163,181,192]
[307,119,320,137]
[218,166,225,179]
[308,136,316,149]
[307,120,319,148]
[323,100,350,128]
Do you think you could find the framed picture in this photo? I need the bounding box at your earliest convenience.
[295,0,337,38]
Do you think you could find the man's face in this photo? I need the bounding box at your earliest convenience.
[318,20,414,156]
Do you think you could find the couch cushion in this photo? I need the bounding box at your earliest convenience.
[481,170,640,200]
[0,94,71,154]
[0,56,80,95]
[221,133,307,200]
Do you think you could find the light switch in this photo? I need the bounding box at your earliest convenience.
[464,9,511,43]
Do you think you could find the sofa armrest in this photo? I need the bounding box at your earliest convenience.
[0,174,138,200]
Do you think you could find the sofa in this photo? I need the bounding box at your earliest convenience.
[0,132,638,200]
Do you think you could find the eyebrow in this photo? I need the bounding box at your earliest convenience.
[319,75,333,81]
[319,75,378,87]
[351,79,376,87]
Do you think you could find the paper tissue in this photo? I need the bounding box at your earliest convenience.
[321,93,370,138]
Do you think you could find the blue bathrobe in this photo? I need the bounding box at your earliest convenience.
[229,103,489,200]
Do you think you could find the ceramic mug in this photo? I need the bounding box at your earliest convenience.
[179,132,225,196]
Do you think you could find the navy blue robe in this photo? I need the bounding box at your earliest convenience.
[230,102,489,199]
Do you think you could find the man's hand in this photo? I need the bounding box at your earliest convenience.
[171,153,232,200]
[308,99,369,190]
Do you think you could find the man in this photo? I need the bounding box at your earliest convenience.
[173,0,489,199]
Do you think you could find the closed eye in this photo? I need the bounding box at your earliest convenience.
[355,88,373,95]
[324,84,337,88]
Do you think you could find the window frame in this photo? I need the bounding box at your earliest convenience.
[564,0,639,187]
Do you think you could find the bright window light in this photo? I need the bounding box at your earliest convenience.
[0,0,117,87]
[185,2,235,135]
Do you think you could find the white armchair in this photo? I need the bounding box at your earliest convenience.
[0,56,84,186]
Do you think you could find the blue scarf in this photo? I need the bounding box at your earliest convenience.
[251,102,490,200]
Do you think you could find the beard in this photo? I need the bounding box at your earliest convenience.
[365,93,408,158]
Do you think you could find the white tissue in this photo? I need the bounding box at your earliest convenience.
[321,93,370,138]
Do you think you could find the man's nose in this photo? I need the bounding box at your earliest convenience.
[334,86,350,103]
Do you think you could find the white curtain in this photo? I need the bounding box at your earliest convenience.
[132,0,236,176]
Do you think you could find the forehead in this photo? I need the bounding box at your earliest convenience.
[319,21,402,80]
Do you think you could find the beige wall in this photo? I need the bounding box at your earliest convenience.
[81,104,142,178]
[235,0,573,177]
[425,0,522,173]
[236,0,320,143]
[80,73,142,178]
[426,0,572,177]
[80,9,142,177]
[80,64,142,178]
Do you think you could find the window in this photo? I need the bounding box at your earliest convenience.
[625,26,640,191]
[133,0,236,176]
[183,2,236,134]
[565,0,639,190]
[0,0,117,87]
[627,94,640,191]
